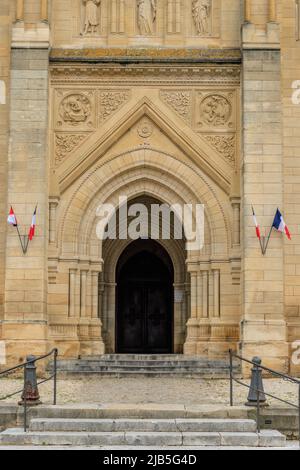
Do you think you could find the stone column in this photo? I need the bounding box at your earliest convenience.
[167,0,173,34]
[244,0,252,23]
[69,269,78,318]
[40,0,48,22]
[80,270,88,318]
[16,0,24,22]
[111,0,117,33]
[202,271,208,318]
[184,268,199,355]
[91,271,99,319]
[232,198,241,246]
[49,199,58,245]
[197,272,202,319]
[119,0,125,33]
[268,0,277,23]
[213,270,220,318]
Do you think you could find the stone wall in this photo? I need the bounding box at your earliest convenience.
[241,17,288,370]
[3,47,49,363]
[0,0,11,332]
[281,0,300,375]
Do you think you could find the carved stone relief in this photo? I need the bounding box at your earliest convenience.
[137,0,157,35]
[192,0,212,36]
[55,133,88,167]
[137,118,154,138]
[160,91,192,124]
[55,91,95,130]
[196,92,235,131]
[81,0,101,36]
[98,90,131,122]
[203,134,235,166]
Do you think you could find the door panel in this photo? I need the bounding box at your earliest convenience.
[116,243,174,354]
[146,283,172,352]
[118,282,144,353]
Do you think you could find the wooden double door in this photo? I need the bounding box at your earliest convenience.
[116,241,174,354]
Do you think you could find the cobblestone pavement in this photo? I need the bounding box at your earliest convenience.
[0,377,298,406]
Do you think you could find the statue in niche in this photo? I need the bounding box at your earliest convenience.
[137,0,157,35]
[82,0,101,36]
[192,0,211,35]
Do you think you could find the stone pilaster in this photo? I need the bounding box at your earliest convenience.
[3,36,50,363]
[241,36,288,371]
[0,1,11,348]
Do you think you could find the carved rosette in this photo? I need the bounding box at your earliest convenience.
[98,90,131,122]
[160,91,192,124]
[203,134,235,166]
[55,133,88,166]
[137,118,153,139]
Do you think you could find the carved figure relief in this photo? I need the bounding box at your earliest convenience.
[58,94,92,127]
[160,91,192,124]
[200,94,232,127]
[81,0,101,36]
[98,91,131,122]
[137,0,157,35]
[192,0,211,36]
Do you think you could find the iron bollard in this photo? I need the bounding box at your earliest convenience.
[245,356,268,407]
[19,355,41,406]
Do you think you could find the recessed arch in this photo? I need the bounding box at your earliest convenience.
[58,148,231,261]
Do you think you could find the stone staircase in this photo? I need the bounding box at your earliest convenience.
[51,354,241,378]
[0,417,285,448]
[0,406,286,448]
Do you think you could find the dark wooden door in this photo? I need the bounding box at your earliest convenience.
[116,243,173,354]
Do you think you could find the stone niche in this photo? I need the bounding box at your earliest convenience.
[51,0,238,48]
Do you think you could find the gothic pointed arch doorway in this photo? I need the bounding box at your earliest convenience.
[116,239,174,354]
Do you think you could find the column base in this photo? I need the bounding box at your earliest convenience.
[183,318,199,355]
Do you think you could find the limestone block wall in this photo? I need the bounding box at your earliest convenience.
[241,43,288,371]
[3,47,49,363]
[0,1,11,334]
[281,0,300,375]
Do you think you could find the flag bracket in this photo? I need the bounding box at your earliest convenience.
[16,227,30,255]
[7,205,38,255]
[252,206,291,256]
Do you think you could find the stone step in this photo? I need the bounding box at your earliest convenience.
[60,361,236,369]
[51,355,241,378]
[53,370,234,379]
[0,429,286,447]
[29,418,257,433]
[20,404,251,421]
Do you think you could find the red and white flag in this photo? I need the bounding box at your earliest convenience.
[28,206,37,241]
[7,207,18,227]
[252,206,261,240]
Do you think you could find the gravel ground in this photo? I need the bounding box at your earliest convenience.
[0,377,298,407]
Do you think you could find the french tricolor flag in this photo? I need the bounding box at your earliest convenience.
[28,206,37,241]
[272,209,291,240]
[252,206,261,240]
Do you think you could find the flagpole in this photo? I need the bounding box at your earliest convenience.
[263,225,273,255]
[15,225,26,254]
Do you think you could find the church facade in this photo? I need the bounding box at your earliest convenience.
[0,0,300,375]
